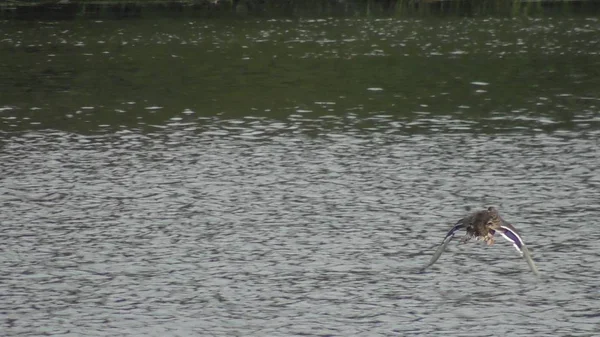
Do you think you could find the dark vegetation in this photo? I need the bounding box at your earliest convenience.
[1,0,600,19]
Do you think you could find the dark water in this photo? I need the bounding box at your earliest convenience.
[1,14,600,336]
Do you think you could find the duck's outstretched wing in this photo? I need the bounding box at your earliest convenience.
[494,222,540,276]
[421,220,465,271]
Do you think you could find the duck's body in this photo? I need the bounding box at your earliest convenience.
[422,207,539,275]
[462,208,495,240]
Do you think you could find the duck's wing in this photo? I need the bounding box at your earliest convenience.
[422,220,466,271]
[495,222,540,276]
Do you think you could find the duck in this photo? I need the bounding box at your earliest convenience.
[422,207,539,275]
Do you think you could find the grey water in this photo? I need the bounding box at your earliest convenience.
[1,14,600,337]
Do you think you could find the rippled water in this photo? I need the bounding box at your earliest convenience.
[1,17,600,132]
[1,14,600,337]
[2,124,600,336]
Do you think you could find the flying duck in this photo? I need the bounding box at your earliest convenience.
[422,207,539,275]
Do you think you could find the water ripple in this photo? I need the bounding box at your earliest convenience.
[1,126,599,336]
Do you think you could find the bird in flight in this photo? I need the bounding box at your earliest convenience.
[422,207,539,275]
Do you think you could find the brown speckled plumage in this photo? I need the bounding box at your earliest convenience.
[461,207,503,245]
[422,206,540,276]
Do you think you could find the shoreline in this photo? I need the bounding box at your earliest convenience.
[1,0,599,19]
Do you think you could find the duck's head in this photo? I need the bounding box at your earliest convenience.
[486,206,510,231]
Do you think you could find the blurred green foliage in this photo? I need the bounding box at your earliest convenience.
[1,0,600,19]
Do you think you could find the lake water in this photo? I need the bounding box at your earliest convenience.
[1,11,600,337]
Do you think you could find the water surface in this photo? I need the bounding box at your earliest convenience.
[1,14,600,337]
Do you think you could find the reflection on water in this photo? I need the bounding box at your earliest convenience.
[1,13,600,337]
[1,17,599,132]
